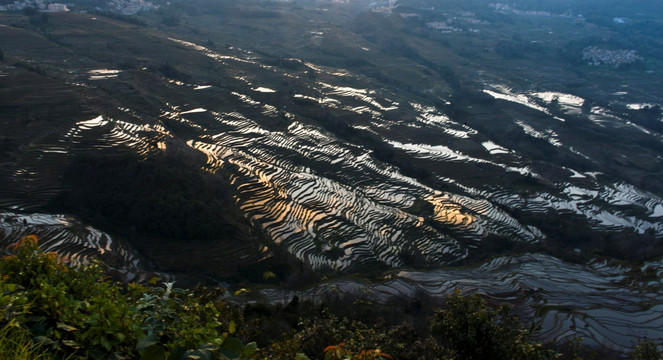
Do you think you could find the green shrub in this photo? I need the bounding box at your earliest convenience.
[631,339,662,360]
[0,320,58,360]
[261,305,448,360]
[430,289,555,360]
[1,235,140,358]
[322,343,391,360]
[0,235,257,360]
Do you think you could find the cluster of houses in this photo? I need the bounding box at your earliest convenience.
[490,3,552,17]
[107,0,158,15]
[426,11,487,33]
[0,0,69,12]
[369,0,395,14]
[426,21,462,33]
[0,0,158,14]
[582,46,643,67]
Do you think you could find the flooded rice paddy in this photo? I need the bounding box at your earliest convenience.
[0,211,168,283]
[260,254,663,352]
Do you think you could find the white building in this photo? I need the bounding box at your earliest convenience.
[47,3,69,12]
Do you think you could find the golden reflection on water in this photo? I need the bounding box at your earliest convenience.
[87,69,121,80]
[426,195,476,227]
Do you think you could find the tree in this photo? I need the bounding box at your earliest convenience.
[631,339,662,360]
[430,290,554,360]
[161,15,180,26]
[0,235,258,359]
[28,13,49,26]
[22,6,38,16]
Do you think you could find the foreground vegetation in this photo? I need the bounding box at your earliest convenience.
[1,236,660,359]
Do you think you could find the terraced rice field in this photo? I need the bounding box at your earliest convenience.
[0,211,168,283]
[1,10,662,352]
[155,37,663,271]
[2,14,662,273]
[260,254,663,352]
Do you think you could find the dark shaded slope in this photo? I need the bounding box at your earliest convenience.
[0,13,289,282]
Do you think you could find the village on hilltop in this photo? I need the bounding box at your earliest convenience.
[582,46,644,67]
[0,0,68,12]
[0,0,159,15]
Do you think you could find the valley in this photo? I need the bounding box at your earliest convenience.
[1,0,663,354]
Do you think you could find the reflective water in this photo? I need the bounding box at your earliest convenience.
[0,211,168,283]
[87,69,122,80]
[260,253,663,352]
